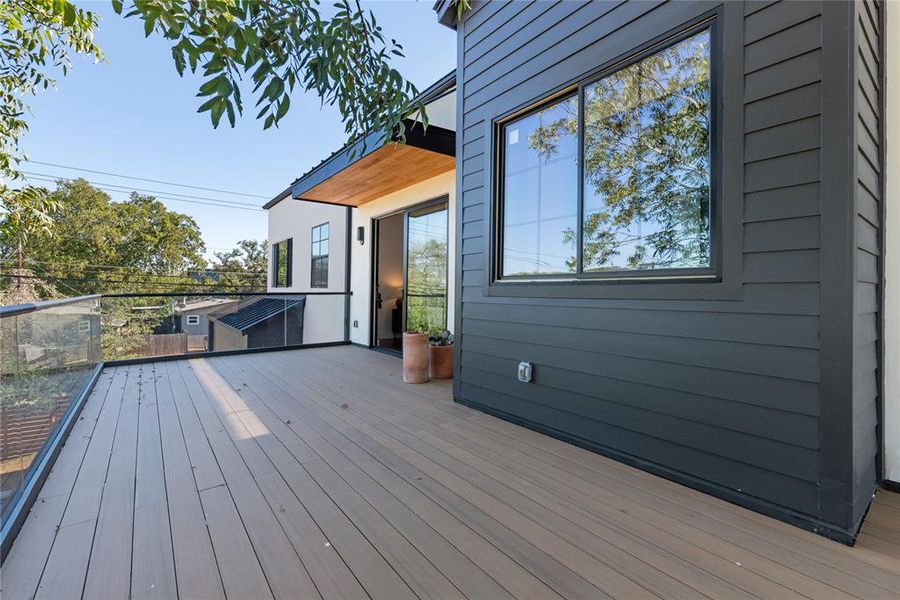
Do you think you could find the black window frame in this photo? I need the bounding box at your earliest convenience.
[497,91,580,279]
[272,238,293,288]
[310,222,329,289]
[486,13,734,299]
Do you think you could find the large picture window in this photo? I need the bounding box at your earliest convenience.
[311,222,329,288]
[497,27,713,280]
[273,238,292,287]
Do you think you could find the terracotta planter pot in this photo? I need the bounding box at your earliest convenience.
[429,344,454,379]
[402,332,430,384]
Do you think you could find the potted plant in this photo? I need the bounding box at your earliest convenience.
[429,329,454,379]
[402,329,430,383]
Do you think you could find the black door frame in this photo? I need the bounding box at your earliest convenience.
[370,210,404,355]
[369,194,450,354]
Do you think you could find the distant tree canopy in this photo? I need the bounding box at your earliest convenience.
[208,239,268,290]
[1,179,208,297]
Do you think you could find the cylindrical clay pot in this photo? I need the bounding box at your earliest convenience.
[403,332,430,383]
[429,345,454,379]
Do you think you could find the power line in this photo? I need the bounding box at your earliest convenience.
[22,175,265,213]
[24,160,269,199]
[2,263,266,283]
[26,263,84,297]
[21,171,262,207]
[6,259,266,276]
[2,266,266,282]
[3,273,266,289]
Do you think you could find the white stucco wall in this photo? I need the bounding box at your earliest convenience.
[267,199,347,293]
[884,0,898,483]
[349,170,456,346]
[267,198,348,344]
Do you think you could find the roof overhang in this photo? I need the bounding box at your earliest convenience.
[433,0,458,29]
[263,186,292,210]
[265,71,457,210]
[289,121,455,208]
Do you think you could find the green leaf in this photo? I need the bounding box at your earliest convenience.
[276,95,290,120]
[197,97,219,112]
[216,76,233,97]
[63,3,76,27]
[210,99,226,128]
[171,48,186,76]
[241,27,259,49]
[225,100,235,126]
[198,75,223,96]
[263,76,284,100]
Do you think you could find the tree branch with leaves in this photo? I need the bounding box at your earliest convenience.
[117,0,426,145]
[1,0,434,274]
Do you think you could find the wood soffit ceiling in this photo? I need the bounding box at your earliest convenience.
[299,143,455,207]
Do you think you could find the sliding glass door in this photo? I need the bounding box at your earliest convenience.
[404,201,448,334]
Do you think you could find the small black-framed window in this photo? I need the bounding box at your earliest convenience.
[185,315,200,325]
[273,238,292,287]
[494,22,716,282]
[311,222,329,288]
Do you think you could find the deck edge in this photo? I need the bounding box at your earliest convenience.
[0,362,105,562]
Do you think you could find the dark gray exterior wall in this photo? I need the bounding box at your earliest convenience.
[851,0,883,525]
[452,0,882,541]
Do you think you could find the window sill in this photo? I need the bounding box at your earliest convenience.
[484,275,742,301]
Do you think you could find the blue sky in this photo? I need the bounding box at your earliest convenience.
[22,1,455,259]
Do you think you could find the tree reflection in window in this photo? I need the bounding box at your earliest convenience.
[406,206,448,332]
[501,95,578,277]
[512,28,711,276]
[581,30,710,271]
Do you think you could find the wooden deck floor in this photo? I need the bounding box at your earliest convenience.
[2,346,899,599]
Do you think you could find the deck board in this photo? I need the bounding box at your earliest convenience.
[131,363,177,600]
[2,346,899,600]
[154,360,225,600]
[265,350,816,600]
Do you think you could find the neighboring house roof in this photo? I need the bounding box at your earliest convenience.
[210,296,304,332]
[174,298,238,313]
[264,71,456,210]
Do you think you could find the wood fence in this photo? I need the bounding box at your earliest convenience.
[136,333,189,357]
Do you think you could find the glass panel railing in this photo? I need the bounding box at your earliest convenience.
[0,296,101,527]
[100,292,350,362]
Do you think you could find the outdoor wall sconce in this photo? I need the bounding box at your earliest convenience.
[357,226,365,245]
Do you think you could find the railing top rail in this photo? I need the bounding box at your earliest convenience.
[0,295,101,319]
[102,291,352,298]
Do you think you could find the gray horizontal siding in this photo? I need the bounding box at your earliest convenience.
[457,379,820,514]
[851,0,881,526]
[455,0,840,527]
